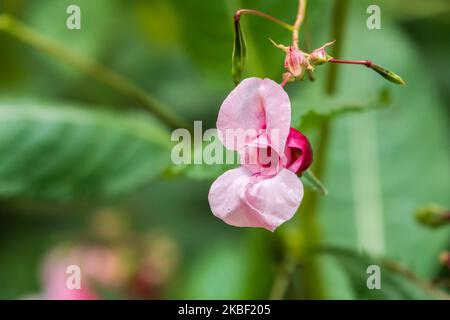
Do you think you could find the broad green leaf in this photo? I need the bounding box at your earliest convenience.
[0,100,171,199]
[315,1,450,280]
[232,16,247,85]
[166,130,238,181]
[183,162,238,181]
[290,77,390,129]
[165,161,238,181]
[319,247,449,300]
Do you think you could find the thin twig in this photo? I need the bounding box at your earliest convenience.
[382,259,450,300]
[269,256,297,300]
[235,9,294,31]
[0,14,188,130]
[329,58,373,67]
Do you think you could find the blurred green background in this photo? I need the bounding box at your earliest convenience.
[0,0,449,299]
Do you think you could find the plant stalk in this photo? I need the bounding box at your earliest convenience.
[0,14,188,130]
[292,0,307,48]
[235,9,294,31]
[298,0,350,300]
[329,58,373,67]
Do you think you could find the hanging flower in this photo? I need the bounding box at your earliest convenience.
[209,78,312,231]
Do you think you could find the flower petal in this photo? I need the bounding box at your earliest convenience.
[244,168,303,231]
[208,167,272,229]
[217,77,291,155]
[208,168,264,227]
[238,133,283,177]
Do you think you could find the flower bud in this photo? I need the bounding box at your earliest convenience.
[440,251,450,269]
[284,46,308,79]
[310,41,335,65]
[415,204,450,228]
[285,127,313,174]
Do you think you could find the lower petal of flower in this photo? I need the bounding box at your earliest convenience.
[208,168,269,229]
[208,167,303,231]
[243,168,303,231]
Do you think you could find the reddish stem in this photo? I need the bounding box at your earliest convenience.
[329,58,373,67]
[280,75,291,88]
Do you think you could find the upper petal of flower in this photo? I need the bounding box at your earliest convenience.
[217,77,291,156]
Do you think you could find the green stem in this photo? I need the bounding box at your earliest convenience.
[292,0,307,48]
[0,14,188,130]
[298,0,350,300]
[382,259,450,300]
[269,254,297,300]
[235,9,294,32]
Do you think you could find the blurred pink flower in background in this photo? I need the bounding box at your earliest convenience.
[35,221,180,300]
[209,78,313,231]
[41,246,100,300]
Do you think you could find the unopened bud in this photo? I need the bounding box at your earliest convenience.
[284,46,308,79]
[440,251,450,269]
[309,41,335,65]
[370,63,406,85]
[415,204,450,228]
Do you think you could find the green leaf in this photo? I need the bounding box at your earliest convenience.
[301,170,328,195]
[370,63,406,85]
[232,16,247,85]
[316,1,450,280]
[0,100,171,199]
[26,0,119,61]
[165,138,239,180]
[291,80,391,129]
[318,247,449,300]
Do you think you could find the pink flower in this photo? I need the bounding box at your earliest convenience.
[209,78,313,231]
[40,245,125,300]
[284,46,308,78]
